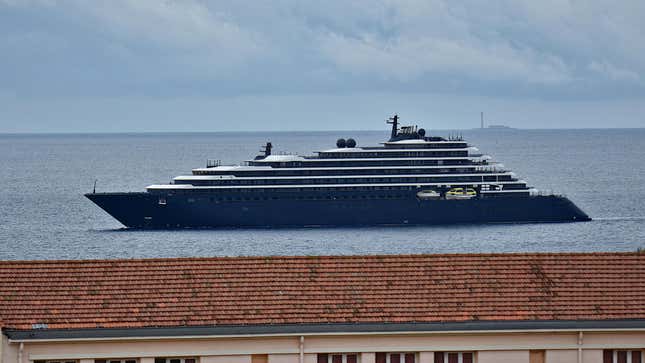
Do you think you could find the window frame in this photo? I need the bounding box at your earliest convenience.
[94,359,138,363]
[376,352,417,363]
[317,353,360,363]
[433,352,475,363]
[604,350,643,363]
[154,358,197,363]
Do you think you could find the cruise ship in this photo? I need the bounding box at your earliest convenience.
[86,115,590,228]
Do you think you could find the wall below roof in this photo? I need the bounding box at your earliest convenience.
[1,334,18,363]
[268,354,301,363]
[582,350,604,363]
[2,331,645,363]
[546,350,578,363]
[477,351,528,363]
[202,355,251,363]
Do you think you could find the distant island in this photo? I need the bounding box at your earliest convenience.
[479,112,514,129]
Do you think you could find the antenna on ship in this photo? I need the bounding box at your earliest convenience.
[481,112,484,129]
[93,179,97,194]
[387,114,399,138]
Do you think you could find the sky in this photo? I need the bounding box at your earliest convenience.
[1,0,644,132]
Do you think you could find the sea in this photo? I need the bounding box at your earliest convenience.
[1,128,644,260]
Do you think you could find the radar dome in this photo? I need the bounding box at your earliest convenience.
[336,138,346,148]
[346,138,357,148]
[418,128,426,137]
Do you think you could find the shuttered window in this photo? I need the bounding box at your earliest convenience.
[155,358,197,363]
[603,350,643,363]
[317,354,359,363]
[375,353,416,363]
[433,353,474,363]
[529,350,545,363]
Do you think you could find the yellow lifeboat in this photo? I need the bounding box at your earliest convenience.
[446,187,477,200]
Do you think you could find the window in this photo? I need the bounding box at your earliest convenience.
[95,360,137,363]
[155,358,196,363]
[433,352,473,363]
[317,354,358,363]
[529,350,544,363]
[376,353,416,363]
[604,350,643,363]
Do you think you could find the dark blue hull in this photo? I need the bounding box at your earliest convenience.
[86,191,591,228]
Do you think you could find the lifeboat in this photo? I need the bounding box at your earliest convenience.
[446,187,477,200]
[416,190,441,200]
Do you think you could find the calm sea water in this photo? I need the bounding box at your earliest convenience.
[1,129,644,260]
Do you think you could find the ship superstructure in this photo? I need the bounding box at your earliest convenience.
[159,115,524,198]
[86,115,590,228]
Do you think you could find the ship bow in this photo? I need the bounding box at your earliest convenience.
[85,192,153,228]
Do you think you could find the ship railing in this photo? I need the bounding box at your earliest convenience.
[532,189,565,197]
[206,159,221,168]
[447,133,464,141]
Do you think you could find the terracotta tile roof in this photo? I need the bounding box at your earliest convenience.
[1,253,645,330]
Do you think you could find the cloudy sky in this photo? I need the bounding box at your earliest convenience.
[1,0,644,132]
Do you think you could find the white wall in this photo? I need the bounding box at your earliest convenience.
[269,354,299,363]
[477,351,528,363]
[361,352,375,363]
[1,335,18,363]
[546,350,577,363]
[202,356,251,363]
[582,350,604,363]
[417,352,434,363]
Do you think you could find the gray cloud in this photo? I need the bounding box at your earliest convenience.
[0,0,644,131]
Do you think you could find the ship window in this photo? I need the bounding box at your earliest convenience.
[158,197,167,205]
